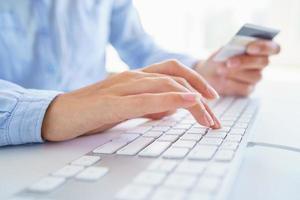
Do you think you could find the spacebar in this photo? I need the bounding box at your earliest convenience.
[116,137,155,156]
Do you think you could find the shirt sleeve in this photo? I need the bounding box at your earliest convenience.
[109,0,199,69]
[0,79,62,146]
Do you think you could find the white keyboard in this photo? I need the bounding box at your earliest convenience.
[10,97,258,200]
[113,97,257,200]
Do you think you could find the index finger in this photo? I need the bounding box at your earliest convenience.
[142,60,219,99]
[247,40,281,56]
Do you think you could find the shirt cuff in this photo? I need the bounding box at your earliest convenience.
[7,90,62,145]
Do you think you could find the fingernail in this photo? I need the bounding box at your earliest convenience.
[248,46,260,54]
[227,59,240,68]
[207,85,220,99]
[182,93,198,102]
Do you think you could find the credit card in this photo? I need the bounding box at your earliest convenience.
[213,23,280,62]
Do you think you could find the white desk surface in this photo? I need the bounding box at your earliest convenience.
[1,68,300,200]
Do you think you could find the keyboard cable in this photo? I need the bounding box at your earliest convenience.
[247,141,300,153]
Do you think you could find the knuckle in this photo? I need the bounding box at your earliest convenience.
[121,70,135,78]
[166,59,180,66]
[176,77,187,85]
[139,77,152,84]
[166,93,182,105]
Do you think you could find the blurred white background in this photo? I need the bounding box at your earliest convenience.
[106,0,300,73]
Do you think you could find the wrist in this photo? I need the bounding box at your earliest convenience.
[41,94,69,141]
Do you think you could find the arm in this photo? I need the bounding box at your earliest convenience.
[109,0,198,69]
[0,79,61,146]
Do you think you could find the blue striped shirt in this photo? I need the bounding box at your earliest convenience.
[0,0,197,146]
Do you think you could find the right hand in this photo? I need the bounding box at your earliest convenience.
[42,60,221,142]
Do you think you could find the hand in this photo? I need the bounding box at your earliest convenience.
[42,60,221,142]
[195,40,280,96]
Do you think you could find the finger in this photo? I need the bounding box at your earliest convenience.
[144,110,176,120]
[118,92,199,120]
[187,98,217,128]
[105,76,218,128]
[142,60,219,99]
[226,55,269,70]
[120,92,216,128]
[169,76,198,93]
[227,69,263,84]
[202,100,221,129]
[247,40,281,56]
[105,76,190,96]
[221,79,254,97]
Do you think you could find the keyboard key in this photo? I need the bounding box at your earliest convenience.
[152,126,170,132]
[196,176,220,193]
[52,165,84,178]
[76,166,108,181]
[127,127,152,134]
[120,134,143,141]
[180,119,196,124]
[158,121,177,126]
[28,176,65,192]
[188,145,217,160]
[186,128,207,135]
[165,129,185,135]
[220,141,239,150]
[157,134,179,142]
[172,140,196,149]
[220,116,236,121]
[116,185,153,200]
[192,124,207,129]
[215,150,235,161]
[175,161,206,175]
[205,163,228,177]
[225,135,242,142]
[172,124,191,129]
[205,132,227,139]
[152,188,186,200]
[134,171,166,186]
[199,138,223,146]
[237,117,251,123]
[229,128,246,135]
[220,120,235,127]
[180,134,202,141]
[164,173,197,189]
[139,141,171,157]
[233,122,248,128]
[163,147,189,159]
[117,137,154,155]
[143,131,163,138]
[208,127,230,133]
[148,160,178,172]
[93,134,139,154]
[188,192,213,200]
[71,155,100,166]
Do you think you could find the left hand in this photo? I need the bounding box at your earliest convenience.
[195,40,281,96]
